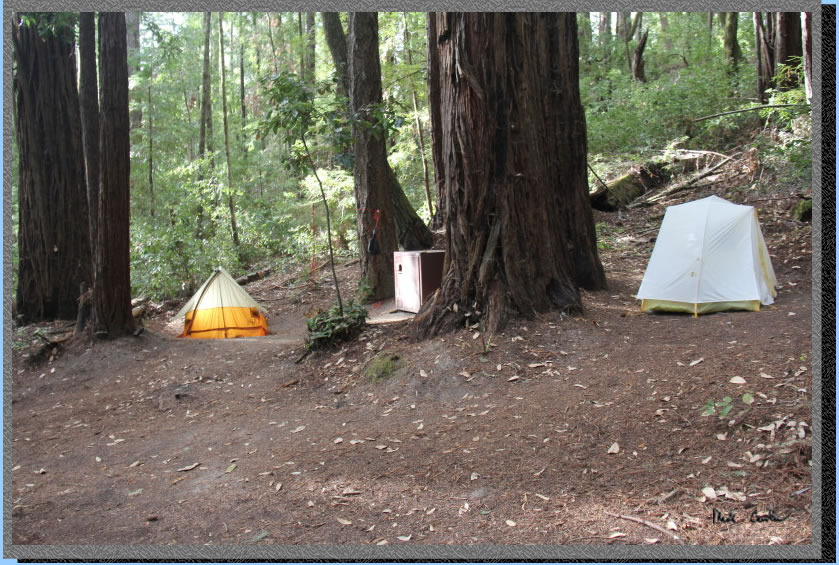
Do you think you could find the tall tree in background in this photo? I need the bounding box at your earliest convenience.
[304,12,316,85]
[721,13,742,70]
[218,12,242,253]
[417,12,606,336]
[348,12,399,300]
[95,12,134,336]
[754,12,775,102]
[774,12,803,90]
[321,12,349,99]
[125,12,142,129]
[426,12,445,229]
[326,12,433,251]
[402,12,434,219]
[13,13,92,322]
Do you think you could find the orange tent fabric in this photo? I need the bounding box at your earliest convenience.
[176,267,268,338]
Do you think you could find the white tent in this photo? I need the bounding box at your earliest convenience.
[636,195,777,316]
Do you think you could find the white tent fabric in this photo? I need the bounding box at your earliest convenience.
[175,266,267,319]
[636,195,777,315]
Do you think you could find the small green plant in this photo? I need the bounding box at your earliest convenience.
[304,300,367,351]
[355,277,375,304]
[702,392,754,419]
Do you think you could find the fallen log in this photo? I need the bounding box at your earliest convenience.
[638,152,740,206]
[589,162,671,212]
[235,268,274,286]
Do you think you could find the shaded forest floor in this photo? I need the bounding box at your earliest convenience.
[10,165,814,550]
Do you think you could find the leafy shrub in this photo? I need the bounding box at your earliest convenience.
[304,300,368,351]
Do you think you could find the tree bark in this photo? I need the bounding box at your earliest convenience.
[327,12,433,250]
[199,12,212,161]
[79,13,100,275]
[239,14,247,158]
[658,13,673,52]
[417,13,606,336]
[95,12,134,336]
[774,12,803,90]
[632,29,648,82]
[348,12,399,300]
[427,13,446,230]
[13,14,92,322]
[304,12,316,85]
[266,13,279,73]
[754,12,775,102]
[125,11,142,129]
[321,12,349,99]
[722,13,742,69]
[218,12,242,252]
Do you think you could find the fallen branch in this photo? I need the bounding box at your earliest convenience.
[640,152,740,206]
[693,104,808,123]
[604,511,685,544]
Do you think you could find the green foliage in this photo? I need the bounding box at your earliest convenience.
[305,300,368,351]
[18,13,77,43]
[702,392,754,420]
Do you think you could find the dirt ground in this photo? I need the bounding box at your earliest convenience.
[9,180,815,552]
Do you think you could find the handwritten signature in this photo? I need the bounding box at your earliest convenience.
[712,507,792,524]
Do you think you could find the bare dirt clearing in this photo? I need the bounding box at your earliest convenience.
[10,188,813,550]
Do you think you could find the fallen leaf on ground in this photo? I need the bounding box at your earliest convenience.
[729,376,746,384]
[336,517,352,525]
[397,535,412,541]
[506,520,517,527]
[644,538,660,544]
[689,358,704,367]
[334,437,343,444]
[759,372,774,379]
[225,463,237,473]
[666,520,678,531]
[701,486,717,499]
[177,463,200,472]
[127,488,143,497]
[609,532,626,538]
[607,442,620,454]
[291,426,305,433]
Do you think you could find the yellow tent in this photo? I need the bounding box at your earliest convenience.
[176,267,268,338]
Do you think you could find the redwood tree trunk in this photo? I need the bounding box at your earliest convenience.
[125,11,142,129]
[218,12,242,252]
[79,12,100,268]
[348,12,398,300]
[722,13,742,69]
[754,12,775,102]
[632,29,648,82]
[95,12,134,336]
[13,14,92,322]
[336,12,432,251]
[417,12,605,336]
[321,12,349,99]
[304,12,316,85]
[774,12,803,90]
[426,13,445,229]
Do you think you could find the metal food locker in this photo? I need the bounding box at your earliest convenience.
[393,250,445,313]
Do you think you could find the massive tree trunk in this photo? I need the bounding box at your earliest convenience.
[95,12,134,336]
[328,12,433,250]
[218,12,242,252]
[417,13,606,336]
[774,12,803,90]
[321,12,349,99]
[722,13,742,69]
[348,12,398,300]
[13,14,92,322]
[79,13,100,269]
